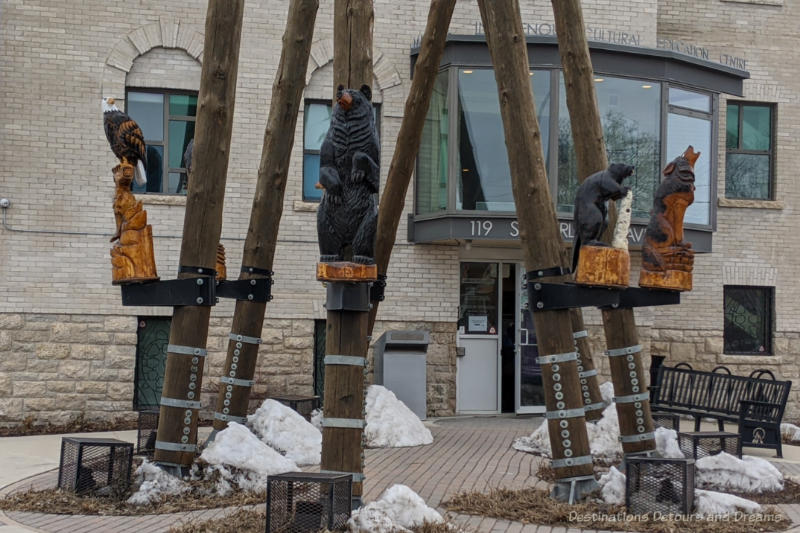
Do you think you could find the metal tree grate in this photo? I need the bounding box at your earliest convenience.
[651,411,680,431]
[626,457,695,516]
[136,409,159,457]
[57,437,133,497]
[266,472,351,532]
[678,431,741,459]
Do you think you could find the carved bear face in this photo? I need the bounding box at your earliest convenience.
[335,84,372,115]
[608,163,635,182]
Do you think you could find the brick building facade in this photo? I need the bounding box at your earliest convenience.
[0,0,796,427]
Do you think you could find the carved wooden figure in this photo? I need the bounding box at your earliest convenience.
[316,84,379,281]
[109,164,158,284]
[215,243,227,280]
[573,163,634,288]
[639,146,699,291]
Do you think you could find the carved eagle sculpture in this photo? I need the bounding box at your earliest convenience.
[102,97,147,186]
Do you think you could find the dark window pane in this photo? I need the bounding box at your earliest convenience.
[558,76,662,219]
[459,262,498,334]
[168,120,195,169]
[667,113,711,225]
[726,104,739,149]
[417,71,449,214]
[742,105,771,151]
[669,87,710,112]
[132,145,164,193]
[724,287,772,354]
[303,153,323,201]
[127,92,164,142]
[169,94,197,116]
[304,103,332,151]
[725,153,770,199]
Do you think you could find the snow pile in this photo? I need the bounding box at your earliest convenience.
[696,452,783,493]
[199,422,297,492]
[127,459,188,505]
[348,484,443,533]
[654,427,684,458]
[599,381,615,405]
[310,408,323,430]
[781,422,800,443]
[694,489,761,516]
[514,406,683,461]
[365,385,433,448]
[598,466,626,505]
[247,399,321,465]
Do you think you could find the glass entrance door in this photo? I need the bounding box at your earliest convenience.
[516,269,546,413]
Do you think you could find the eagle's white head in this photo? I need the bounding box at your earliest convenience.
[102,97,119,113]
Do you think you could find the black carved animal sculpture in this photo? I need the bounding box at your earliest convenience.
[571,163,634,271]
[316,85,380,264]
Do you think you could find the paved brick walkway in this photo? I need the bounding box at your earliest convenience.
[2,416,800,533]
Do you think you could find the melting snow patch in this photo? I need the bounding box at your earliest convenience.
[348,484,443,533]
[696,452,783,493]
[599,381,615,405]
[694,489,761,516]
[365,385,433,448]
[200,422,297,492]
[310,408,323,430]
[247,399,321,465]
[781,422,800,443]
[655,427,684,458]
[598,466,626,505]
[127,459,188,505]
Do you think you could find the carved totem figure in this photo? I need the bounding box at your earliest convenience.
[572,163,634,288]
[639,146,699,291]
[109,163,158,284]
[316,85,379,280]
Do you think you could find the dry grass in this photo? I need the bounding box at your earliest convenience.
[444,487,791,533]
[0,486,265,516]
[726,479,800,504]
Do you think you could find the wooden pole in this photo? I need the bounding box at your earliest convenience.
[477,0,597,501]
[551,0,655,455]
[208,0,319,437]
[322,0,374,509]
[154,0,245,470]
[366,0,457,334]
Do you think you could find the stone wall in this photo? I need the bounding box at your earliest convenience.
[0,312,456,428]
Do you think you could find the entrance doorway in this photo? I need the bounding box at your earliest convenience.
[456,261,545,414]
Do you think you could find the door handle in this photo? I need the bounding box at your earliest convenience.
[456,347,466,357]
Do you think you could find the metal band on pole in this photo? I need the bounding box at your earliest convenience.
[322,418,366,429]
[167,344,208,357]
[620,432,656,443]
[155,440,198,453]
[572,330,588,339]
[220,376,255,387]
[578,369,598,378]
[324,355,367,367]
[613,392,650,404]
[214,412,247,424]
[551,455,593,468]
[160,397,202,409]
[228,333,262,345]
[545,408,586,419]
[536,351,578,365]
[605,344,642,357]
[584,401,606,412]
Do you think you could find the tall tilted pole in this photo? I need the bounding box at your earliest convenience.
[551,0,655,455]
[320,0,374,510]
[366,0,457,335]
[208,0,319,439]
[477,0,597,501]
[154,0,245,470]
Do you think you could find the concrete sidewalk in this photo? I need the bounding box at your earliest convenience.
[1,417,799,533]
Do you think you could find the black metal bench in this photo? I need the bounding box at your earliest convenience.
[651,364,791,457]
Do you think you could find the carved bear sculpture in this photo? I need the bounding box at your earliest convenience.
[640,146,699,290]
[571,163,635,272]
[316,85,380,264]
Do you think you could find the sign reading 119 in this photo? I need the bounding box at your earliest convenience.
[470,220,494,236]
[469,220,520,238]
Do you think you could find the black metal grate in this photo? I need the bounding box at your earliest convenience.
[266,472,351,532]
[626,457,695,516]
[57,437,133,497]
[136,409,159,457]
[651,411,680,431]
[678,431,741,459]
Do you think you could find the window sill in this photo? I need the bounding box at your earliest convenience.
[140,195,187,206]
[721,353,778,362]
[717,198,783,210]
[294,200,319,212]
[720,0,782,5]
